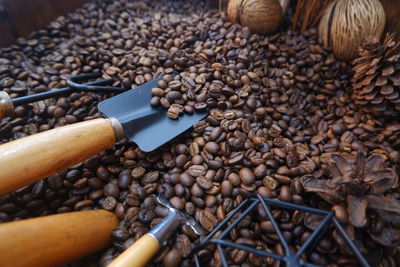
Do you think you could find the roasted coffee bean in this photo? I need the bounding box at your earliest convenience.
[199,210,217,232]
[230,249,248,264]
[179,172,195,187]
[187,165,206,177]
[88,178,104,190]
[279,186,291,202]
[163,249,182,267]
[239,168,255,185]
[102,196,117,211]
[170,196,185,210]
[0,1,394,266]
[151,88,164,97]
[204,142,219,154]
[104,183,120,198]
[167,104,184,119]
[228,173,241,187]
[142,171,159,185]
[175,234,192,258]
[74,199,93,210]
[196,176,213,190]
[332,123,347,136]
[113,228,129,241]
[138,208,155,223]
[131,167,146,179]
[118,173,132,189]
[220,180,233,196]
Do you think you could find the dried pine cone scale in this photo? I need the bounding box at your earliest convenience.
[351,34,400,116]
[299,152,400,245]
[347,195,368,227]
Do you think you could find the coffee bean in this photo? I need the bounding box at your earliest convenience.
[228,173,241,187]
[88,178,104,190]
[170,196,185,210]
[179,173,195,187]
[279,186,291,202]
[187,165,206,177]
[157,80,168,89]
[142,171,159,185]
[239,168,255,185]
[167,104,184,119]
[220,180,233,196]
[199,210,217,232]
[0,1,393,265]
[118,173,132,189]
[104,183,120,198]
[138,208,155,223]
[332,123,347,136]
[113,228,129,241]
[163,249,182,267]
[74,199,93,210]
[230,249,247,264]
[263,176,279,191]
[151,88,164,97]
[175,234,191,258]
[204,142,219,154]
[131,166,146,179]
[102,196,117,211]
[196,176,213,190]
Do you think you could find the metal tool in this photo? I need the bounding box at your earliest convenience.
[0,76,207,194]
[108,195,207,267]
[0,73,126,119]
[97,77,207,152]
[193,194,370,267]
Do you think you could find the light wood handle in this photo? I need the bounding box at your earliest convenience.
[0,119,116,195]
[0,118,117,195]
[108,234,160,267]
[0,210,119,267]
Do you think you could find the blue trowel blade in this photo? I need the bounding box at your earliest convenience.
[98,78,207,152]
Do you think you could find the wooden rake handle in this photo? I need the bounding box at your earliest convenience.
[0,210,119,267]
[0,118,122,195]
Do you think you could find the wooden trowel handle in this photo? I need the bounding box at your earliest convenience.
[107,234,160,267]
[0,118,122,195]
[0,210,119,267]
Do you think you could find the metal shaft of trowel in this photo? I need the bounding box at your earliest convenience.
[148,209,182,245]
[107,197,206,267]
[149,196,206,244]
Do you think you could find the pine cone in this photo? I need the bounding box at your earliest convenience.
[351,34,400,117]
[300,152,398,228]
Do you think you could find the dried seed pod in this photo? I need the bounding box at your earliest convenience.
[227,0,283,35]
[319,0,385,61]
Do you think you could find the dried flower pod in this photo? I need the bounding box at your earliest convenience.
[227,0,283,35]
[319,0,386,61]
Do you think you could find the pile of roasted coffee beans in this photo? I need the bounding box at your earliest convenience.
[1,0,399,266]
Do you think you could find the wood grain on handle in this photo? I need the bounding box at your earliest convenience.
[108,234,160,267]
[0,118,117,195]
[0,210,119,267]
